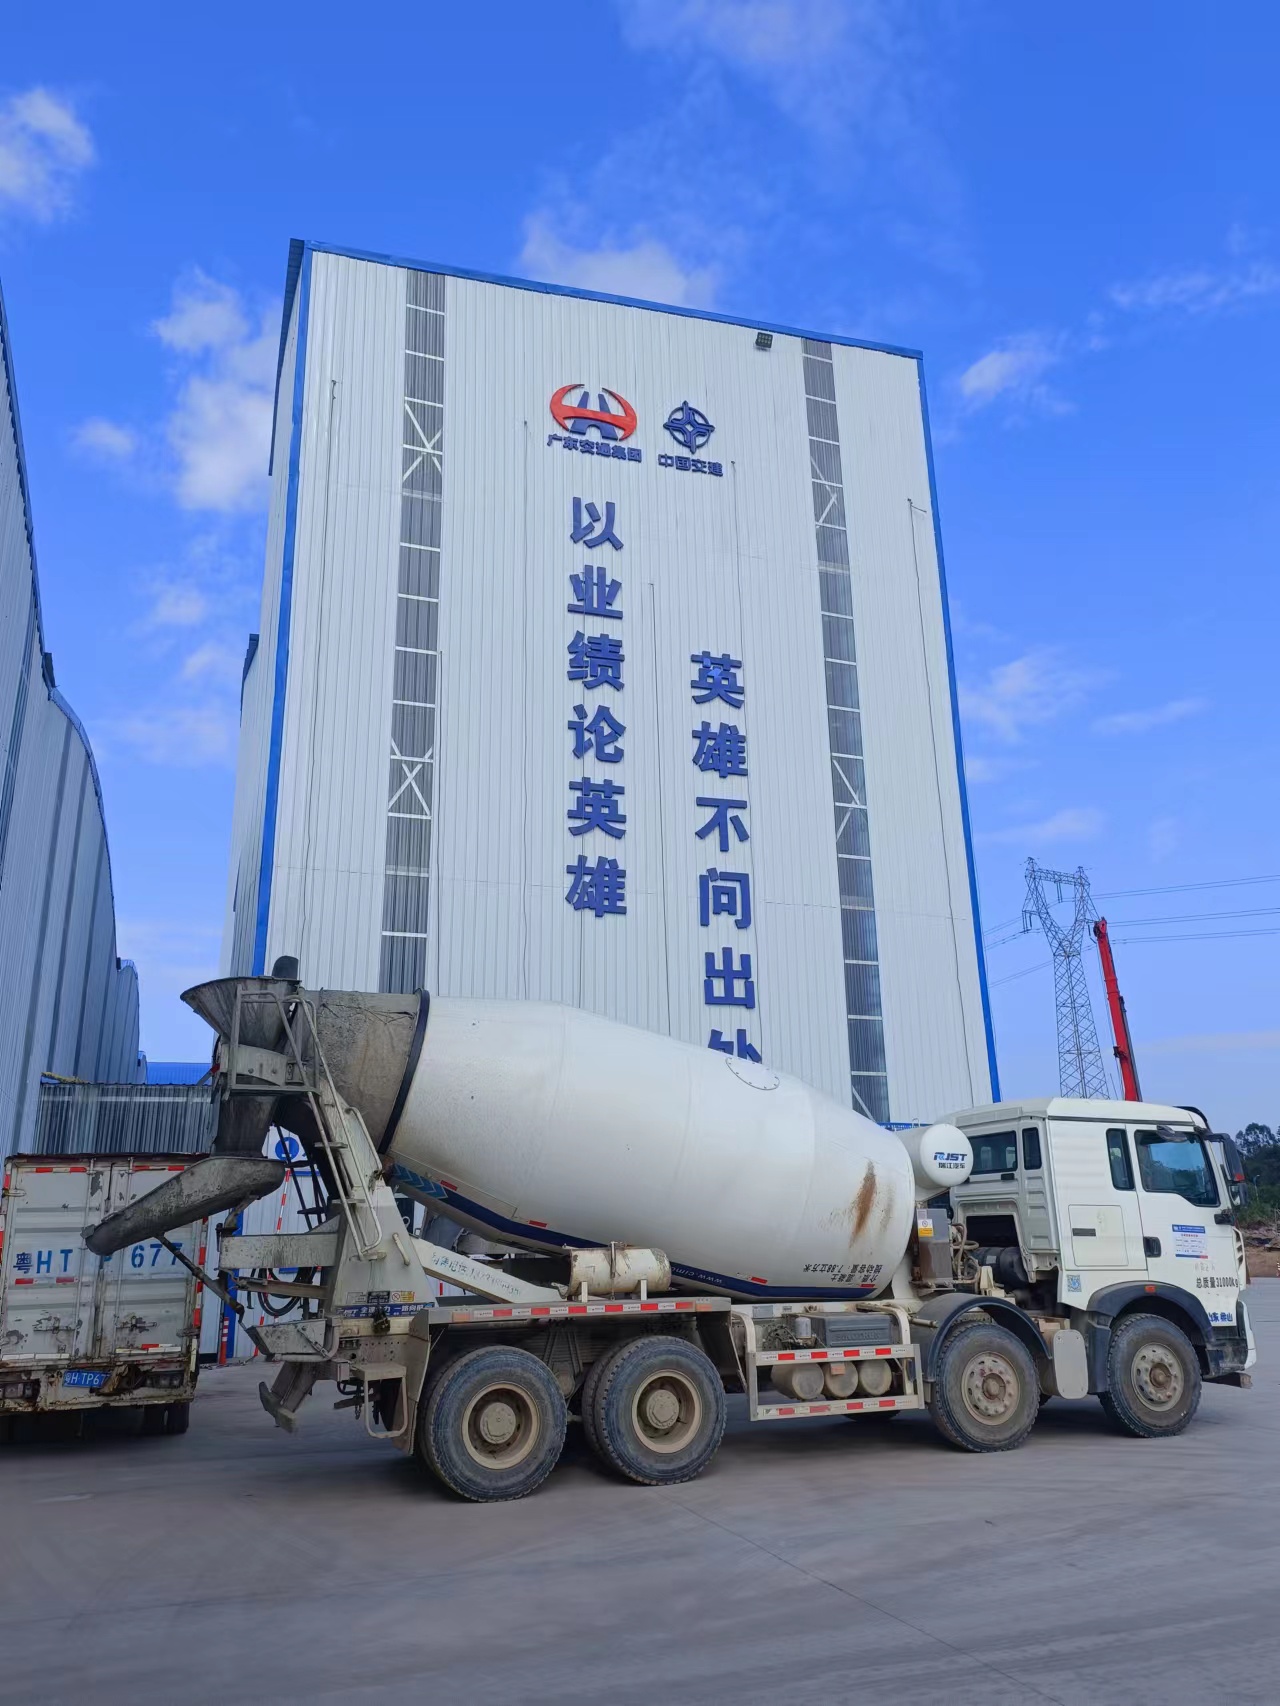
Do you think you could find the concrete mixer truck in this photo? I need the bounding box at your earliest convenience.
[84,966,1255,1501]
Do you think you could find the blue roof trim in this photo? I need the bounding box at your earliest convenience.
[916,362,1000,1099]
[253,245,313,975]
[268,239,306,477]
[0,276,128,973]
[301,236,923,361]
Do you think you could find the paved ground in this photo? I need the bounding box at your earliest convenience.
[3,1289,1278,1706]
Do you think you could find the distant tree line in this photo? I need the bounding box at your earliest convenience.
[1234,1124,1280,1226]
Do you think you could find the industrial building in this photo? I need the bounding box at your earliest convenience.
[225,240,997,1126]
[0,283,141,1156]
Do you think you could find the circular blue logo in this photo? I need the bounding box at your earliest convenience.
[663,400,714,454]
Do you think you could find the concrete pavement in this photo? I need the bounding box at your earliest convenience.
[3,1288,1277,1705]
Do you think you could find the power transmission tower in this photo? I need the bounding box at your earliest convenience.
[1022,860,1110,1098]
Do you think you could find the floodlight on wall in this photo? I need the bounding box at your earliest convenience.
[754,331,773,351]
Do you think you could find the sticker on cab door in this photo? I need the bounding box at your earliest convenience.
[1172,1224,1208,1259]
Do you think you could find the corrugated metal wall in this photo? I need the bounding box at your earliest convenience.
[0,285,141,1158]
[233,246,992,1123]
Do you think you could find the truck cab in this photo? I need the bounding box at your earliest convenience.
[945,1098,1254,1425]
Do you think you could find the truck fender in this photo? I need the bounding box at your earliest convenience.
[1082,1283,1214,1391]
[910,1294,1050,1386]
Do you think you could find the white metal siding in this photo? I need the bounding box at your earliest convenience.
[242,247,991,1122]
[834,347,990,1118]
[0,298,140,1157]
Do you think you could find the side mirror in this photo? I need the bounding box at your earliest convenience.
[1219,1135,1249,1208]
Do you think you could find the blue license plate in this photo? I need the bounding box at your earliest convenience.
[63,1369,107,1389]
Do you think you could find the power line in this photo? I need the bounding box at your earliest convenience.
[1096,874,1280,900]
[1109,905,1280,927]
[990,960,1051,989]
[1112,926,1280,944]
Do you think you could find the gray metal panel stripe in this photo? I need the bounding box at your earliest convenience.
[45,756,90,1068]
[11,722,72,1147]
[0,601,36,888]
[73,842,106,1077]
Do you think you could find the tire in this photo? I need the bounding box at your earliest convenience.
[1099,1313,1201,1439]
[928,1321,1039,1453]
[140,1404,168,1437]
[416,1346,567,1502]
[577,1347,614,1463]
[164,1402,191,1435]
[586,1335,726,1486]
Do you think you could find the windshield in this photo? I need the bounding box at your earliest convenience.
[1134,1130,1219,1208]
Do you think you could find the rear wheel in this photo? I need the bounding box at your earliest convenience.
[928,1321,1039,1453]
[140,1404,168,1437]
[416,1346,566,1502]
[1100,1313,1201,1438]
[164,1401,191,1435]
[577,1348,613,1462]
[587,1336,726,1486]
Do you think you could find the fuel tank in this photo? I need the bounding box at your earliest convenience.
[385,998,918,1300]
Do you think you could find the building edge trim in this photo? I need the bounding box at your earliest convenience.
[915,358,1000,1099]
[253,244,313,975]
[299,237,923,363]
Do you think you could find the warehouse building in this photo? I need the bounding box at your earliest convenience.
[225,240,997,1125]
[0,283,141,1156]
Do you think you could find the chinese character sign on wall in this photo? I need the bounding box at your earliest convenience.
[565,498,627,918]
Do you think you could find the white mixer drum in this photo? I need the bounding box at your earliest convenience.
[386,999,916,1300]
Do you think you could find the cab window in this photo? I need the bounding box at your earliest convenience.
[1134,1130,1219,1207]
[1106,1128,1134,1191]
[1021,1127,1042,1170]
[971,1131,1018,1175]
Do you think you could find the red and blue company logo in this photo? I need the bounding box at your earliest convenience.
[547,384,643,462]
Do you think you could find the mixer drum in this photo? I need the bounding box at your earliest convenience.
[385,998,916,1301]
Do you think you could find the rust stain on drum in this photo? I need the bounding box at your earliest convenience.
[851,1162,877,1240]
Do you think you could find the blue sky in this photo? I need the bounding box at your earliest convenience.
[2,2,1276,1126]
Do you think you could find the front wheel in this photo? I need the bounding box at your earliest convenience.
[416,1346,567,1502]
[928,1321,1039,1452]
[587,1336,726,1486]
[1100,1313,1201,1438]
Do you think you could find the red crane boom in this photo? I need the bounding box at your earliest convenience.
[1092,917,1142,1101]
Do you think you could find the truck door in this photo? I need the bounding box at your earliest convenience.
[1,1161,104,1366]
[1129,1127,1238,1320]
[100,1162,200,1358]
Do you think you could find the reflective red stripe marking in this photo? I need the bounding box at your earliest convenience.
[440,1180,457,1190]
[778,1406,796,1415]
[878,1398,895,1408]
[567,1305,587,1315]
[492,1308,512,1318]
[55,1277,75,1284]
[14,1277,33,1285]
[777,1352,795,1361]
[639,1302,658,1312]
[527,1219,547,1228]
[68,1166,87,1173]
[750,1276,767,1284]
[34,1167,52,1173]
[531,1306,551,1316]
[875,1346,892,1355]
[674,1300,693,1309]
[604,1303,623,1313]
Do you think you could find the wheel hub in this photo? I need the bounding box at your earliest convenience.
[1133,1343,1184,1409]
[632,1372,702,1453]
[961,1352,1020,1422]
[462,1382,539,1469]
[477,1400,518,1446]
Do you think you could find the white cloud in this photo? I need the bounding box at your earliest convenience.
[978,806,1105,848]
[180,640,245,686]
[960,649,1102,744]
[106,702,237,768]
[1141,1029,1280,1057]
[142,581,211,629]
[0,87,93,221]
[1109,261,1280,316]
[620,0,913,144]
[518,214,719,307]
[956,332,1066,414]
[72,417,137,461]
[964,754,1029,785]
[1092,697,1206,736]
[152,272,276,513]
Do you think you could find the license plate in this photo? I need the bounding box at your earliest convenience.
[63,1369,107,1389]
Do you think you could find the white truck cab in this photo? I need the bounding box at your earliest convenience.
[946,1098,1254,1431]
